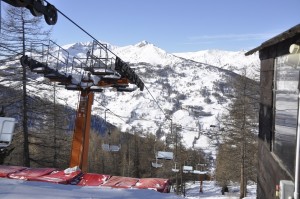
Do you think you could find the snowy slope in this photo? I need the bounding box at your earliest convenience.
[114,41,183,66]
[185,181,256,199]
[174,50,259,78]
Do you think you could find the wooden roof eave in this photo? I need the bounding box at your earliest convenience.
[245,24,300,56]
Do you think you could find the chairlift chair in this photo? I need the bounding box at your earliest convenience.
[151,146,163,168]
[101,135,121,152]
[156,151,174,160]
[102,143,110,151]
[183,166,193,174]
[109,144,121,152]
[0,117,17,150]
[101,117,121,152]
[151,156,163,168]
[192,170,207,175]
[101,143,121,152]
[151,148,173,168]
[151,162,163,168]
[171,162,179,173]
[192,170,201,174]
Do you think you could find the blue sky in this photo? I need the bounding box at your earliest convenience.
[48,0,300,53]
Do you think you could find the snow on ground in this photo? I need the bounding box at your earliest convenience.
[0,178,256,199]
[183,181,256,199]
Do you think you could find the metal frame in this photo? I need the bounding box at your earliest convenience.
[20,39,144,172]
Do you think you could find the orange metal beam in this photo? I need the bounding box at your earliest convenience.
[69,90,94,172]
[69,78,129,172]
[97,78,129,87]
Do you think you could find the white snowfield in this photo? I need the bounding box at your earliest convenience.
[0,178,256,199]
[184,181,256,199]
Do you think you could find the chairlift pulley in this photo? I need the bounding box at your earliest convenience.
[3,0,58,25]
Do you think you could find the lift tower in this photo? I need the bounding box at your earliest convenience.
[21,40,144,172]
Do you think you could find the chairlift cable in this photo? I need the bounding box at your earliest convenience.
[94,98,133,128]
[96,99,203,133]
[39,2,203,135]
[143,84,167,118]
[41,0,169,123]
[43,0,118,58]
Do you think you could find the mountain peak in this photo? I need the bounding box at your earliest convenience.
[135,40,150,47]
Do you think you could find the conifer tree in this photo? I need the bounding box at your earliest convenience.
[0,5,51,166]
[216,68,259,198]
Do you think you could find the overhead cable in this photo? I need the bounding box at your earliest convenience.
[143,84,168,118]
[43,0,118,58]
[42,1,173,125]
[94,98,133,128]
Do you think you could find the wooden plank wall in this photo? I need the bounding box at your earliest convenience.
[257,141,292,198]
[257,57,294,198]
[252,26,300,198]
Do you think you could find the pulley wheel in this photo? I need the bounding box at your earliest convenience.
[20,55,28,67]
[44,3,57,25]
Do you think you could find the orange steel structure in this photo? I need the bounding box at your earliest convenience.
[21,46,143,173]
[5,0,144,174]
[69,90,94,172]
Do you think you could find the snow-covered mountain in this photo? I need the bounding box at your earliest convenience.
[1,41,259,151]
[174,49,259,79]
[114,40,183,66]
[58,41,258,149]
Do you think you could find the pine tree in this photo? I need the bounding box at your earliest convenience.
[216,68,259,198]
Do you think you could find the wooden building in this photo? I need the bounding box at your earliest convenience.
[246,24,300,199]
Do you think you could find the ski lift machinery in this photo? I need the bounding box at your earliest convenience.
[4,0,143,172]
[2,0,58,25]
[20,39,144,172]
